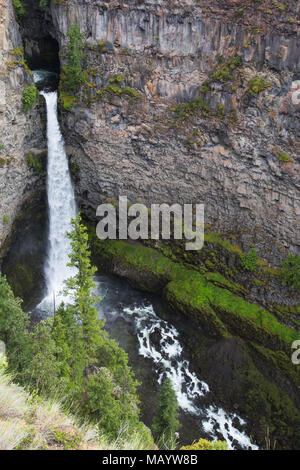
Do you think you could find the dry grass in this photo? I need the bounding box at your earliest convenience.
[0,367,156,450]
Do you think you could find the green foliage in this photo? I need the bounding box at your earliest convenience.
[39,0,49,9]
[210,56,242,83]
[27,152,45,175]
[51,428,81,450]
[236,8,244,17]
[24,319,63,393]
[181,439,228,450]
[216,103,225,117]
[171,56,242,121]
[64,25,84,91]
[12,0,25,16]
[82,366,139,440]
[281,254,300,293]
[2,216,9,223]
[50,216,140,438]
[277,151,292,162]
[96,79,140,99]
[248,77,271,95]
[152,378,179,449]
[59,91,76,111]
[22,84,38,112]
[68,158,80,178]
[0,273,31,376]
[109,74,124,84]
[0,217,141,441]
[240,248,258,272]
[97,40,107,53]
[171,96,210,120]
[89,236,298,348]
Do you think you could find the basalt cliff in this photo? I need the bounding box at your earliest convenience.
[1,0,300,266]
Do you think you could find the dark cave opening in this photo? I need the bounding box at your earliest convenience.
[16,0,61,80]
[24,35,60,74]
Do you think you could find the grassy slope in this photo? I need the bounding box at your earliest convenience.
[0,366,155,451]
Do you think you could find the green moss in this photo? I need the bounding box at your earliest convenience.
[277,151,292,162]
[238,345,300,448]
[2,216,9,224]
[204,272,246,296]
[7,263,35,299]
[204,231,243,256]
[88,233,298,350]
[250,343,300,389]
[96,82,140,99]
[59,91,77,111]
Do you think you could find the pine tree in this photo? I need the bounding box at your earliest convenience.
[64,25,84,91]
[52,215,105,393]
[25,319,62,393]
[152,378,180,449]
[57,215,141,438]
[0,272,31,378]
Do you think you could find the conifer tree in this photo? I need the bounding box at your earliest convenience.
[53,215,105,391]
[152,378,180,449]
[64,24,84,91]
[0,273,31,378]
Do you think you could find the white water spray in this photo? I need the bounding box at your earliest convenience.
[119,303,258,450]
[38,90,77,310]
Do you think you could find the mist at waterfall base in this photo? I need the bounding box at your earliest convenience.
[26,70,258,449]
[35,77,77,313]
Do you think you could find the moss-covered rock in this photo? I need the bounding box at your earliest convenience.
[88,232,298,353]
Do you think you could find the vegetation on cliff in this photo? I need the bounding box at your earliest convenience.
[0,217,153,447]
[59,25,85,110]
[281,255,300,293]
[22,83,39,112]
[89,235,298,349]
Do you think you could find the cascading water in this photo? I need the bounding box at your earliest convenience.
[96,277,258,450]
[37,87,77,311]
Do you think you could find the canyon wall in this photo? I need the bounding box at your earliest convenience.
[1,0,299,266]
[0,0,44,255]
[49,0,299,265]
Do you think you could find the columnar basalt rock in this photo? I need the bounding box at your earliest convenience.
[0,0,45,255]
[2,0,300,266]
[47,0,300,265]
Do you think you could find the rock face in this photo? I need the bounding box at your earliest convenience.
[3,0,300,266]
[46,0,300,265]
[0,0,45,255]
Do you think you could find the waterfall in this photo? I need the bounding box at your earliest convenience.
[38,91,77,311]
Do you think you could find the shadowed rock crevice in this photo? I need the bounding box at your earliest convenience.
[17,0,60,73]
